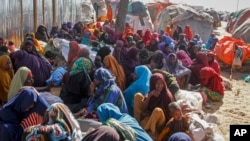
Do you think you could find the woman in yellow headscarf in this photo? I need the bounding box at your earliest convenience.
[0,55,14,103]
[165,25,173,38]
[29,32,45,55]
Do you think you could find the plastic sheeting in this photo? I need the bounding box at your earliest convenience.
[0,0,95,46]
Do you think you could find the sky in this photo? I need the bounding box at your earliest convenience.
[171,0,250,12]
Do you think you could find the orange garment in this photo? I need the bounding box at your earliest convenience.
[183,25,193,41]
[0,55,14,102]
[29,32,44,55]
[106,5,113,21]
[165,26,173,37]
[103,55,126,91]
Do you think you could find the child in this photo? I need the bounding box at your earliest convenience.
[158,102,193,141]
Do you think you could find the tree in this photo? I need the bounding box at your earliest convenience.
[115,0,129,33]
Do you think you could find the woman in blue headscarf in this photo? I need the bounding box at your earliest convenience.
[123,65,152,116]
[87,67,127,114]
[0,87,49,141]
[97,103,153,141]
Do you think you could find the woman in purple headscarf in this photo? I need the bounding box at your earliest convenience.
[122,47,140,87]
[10,41,51,87]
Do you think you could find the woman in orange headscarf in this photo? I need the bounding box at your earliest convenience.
[183,25,193,41]
[106,4,113,21]
[103,55,126,91]
[0,55,14,103]
[165,25,173,37]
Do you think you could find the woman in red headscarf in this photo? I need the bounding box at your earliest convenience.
[207,51,221,74]
[200,67,224,102]
[142,29,152,44]
[183,25,193,41]
[67,41,80,67]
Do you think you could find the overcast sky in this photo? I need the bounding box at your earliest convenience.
[171,0,250,12]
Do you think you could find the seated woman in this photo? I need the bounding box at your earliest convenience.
[176,50,192,67]
[60,57,92,113]
[200,67,224,102]
[24,103,83,141]
[124,65,152,116]
[207,51,221,74]
[0,87,49,141]
[67,41,80,67]
[97,103,153,141]
[134,73,175,139]
[188,52,209,86]
[165,53,191,89]
[152,69,180,95]
[0,55,14,104]
[158,102,193,141]
[146,50,165,70]
[11,40,51,87]
[8,67,52,100]
[122,47,140,87]
[83,126,121,141]
[103,55,126,91]
[87,67,127,114]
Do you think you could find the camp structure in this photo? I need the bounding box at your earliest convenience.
[157,4,214,41]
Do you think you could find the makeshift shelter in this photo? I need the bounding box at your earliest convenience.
[125,1,154,33]
[232,18,250,44]
[157,5,214,41]
[214,36,250,65]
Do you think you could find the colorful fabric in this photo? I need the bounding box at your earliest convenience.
[106,5,113,20]
[124,65,152,116]
[29,32,44,55]
[200,67,224,96]
[88,68,127,113]
[173,25,183,41]
[168,132,192,141]
[97,103,153,141]
[202,87,223,102]
[145,73,175,121]
[188,52,208,85]
[82,126,120,141]
[142,29,152,44]
[8,67,31,100]
[176,50,192,67]
[11,50,51,87]
[103,55,126,91]
[165,25,173,37]
[70,57,92,76]
[104,118,136,141]
[183,25,193,41]
[67,41,80,66]
[0,55,14,102]
[25,103,83,141]
[207,51,221,74]
[0,88,49,141]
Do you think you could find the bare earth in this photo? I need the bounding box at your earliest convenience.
[50,22,250,141]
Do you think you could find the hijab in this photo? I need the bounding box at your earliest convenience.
[67,41,80,66]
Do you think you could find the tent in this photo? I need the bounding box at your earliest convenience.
[232,18,250,44]
[214,36,250,65]
[157,5,214,41]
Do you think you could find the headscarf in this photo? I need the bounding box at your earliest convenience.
[176,50,192,67]
[67,41,80,66]
[146,73,175,121]
[46,103,83,140]
[82,126,120,141]
[22,39,41,57]
[0,55,14,102]
[112,40,126,64]
[71,47,91,64]
[70,57,92,76]
[142,29,152,43]
[8,67,31,100]
[122,47,140,77]
[173,25,183,40]
[11,50,51,87]
[200,67,224,95]
[97,103,153,141]
[103,55,126,91]
[165,25,173,37]
[124,65,152,116]
[183,25,193,41]
[29,32,44,55]
[166,53,182,75]
[207,51,221,74]
[3,87,49,129]
[149,50,165,69]
[168,132,192,141]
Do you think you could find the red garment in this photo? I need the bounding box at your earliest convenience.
[142,29,152,44]
[146,73,175,121]
[207,51,221,74]
[200,67,224,95]
[188,52,208,85]
[183,25,193,41]
[67,41,80,66]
